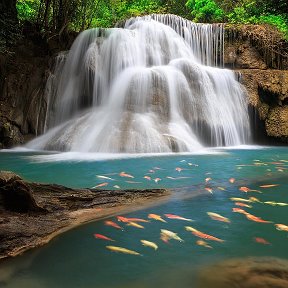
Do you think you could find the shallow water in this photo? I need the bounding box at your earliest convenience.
[0,147,287,287]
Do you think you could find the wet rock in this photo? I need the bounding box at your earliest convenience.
[266,106,288,142]
[197,257,288,288]
[0,171,46,213]
[0,30,77,149]
[224,24,288,144]
[225,24,288,70]
[224,41,267,69]
[0,39,50,147]
[0,119,24,148]
[238,69,288,143]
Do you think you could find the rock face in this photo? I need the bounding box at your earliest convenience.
[0,37,50,148]
[197,257,288,288]
[0,171,169,259]
[239,70,288,142]
[224,25,288,143]
[0,29,77,148]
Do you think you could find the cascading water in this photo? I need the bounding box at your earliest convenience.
[28,14,251,153]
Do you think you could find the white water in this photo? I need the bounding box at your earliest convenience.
[28,14,251,153]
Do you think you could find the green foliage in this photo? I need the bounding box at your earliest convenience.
[15,0,165,32]
[87,0,165,29]
[259,14,288,38]
[11,0,288,41]
[222,0,288,39]
[226,0,259,24]
[16,0,39,21]
[186,0,224,22]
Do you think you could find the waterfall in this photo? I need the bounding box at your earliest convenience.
[27,14,251,153]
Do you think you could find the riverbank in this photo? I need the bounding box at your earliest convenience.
[0,171,170,260]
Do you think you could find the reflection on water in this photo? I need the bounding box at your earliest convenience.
[0,147,287,288]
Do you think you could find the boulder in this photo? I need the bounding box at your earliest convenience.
[197,257,288,288]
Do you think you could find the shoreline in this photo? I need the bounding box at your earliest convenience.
[0,171,170,260]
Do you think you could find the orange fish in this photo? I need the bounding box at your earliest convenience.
[205,177,212,183]
[117,216,149,223]
[232,207,249,214]
[196,240,212,249]
[235,202,252,208]
[229,178,235,183]
[104,220,123,230]
[175,167,183,172]
[148,214,166,223]
[125,217,149,223]
[254,237,271,245]
[144,176,151,180]
[119,172,134,178]
[245,214,272,223]
[249,197,261,203]
[92,182,108,188]
[126,222,144,229]
[275,224,288,231]
[239,186,261,193]
[259,184,279,188]
[205,187,213,194]
[185,226,224,242]
[164,214,193,222]
[94,234,114,241]
[193,231,224,242]
[207,212,230,223]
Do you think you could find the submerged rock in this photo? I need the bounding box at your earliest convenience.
[197,257,288,288]
[0,171,169,260]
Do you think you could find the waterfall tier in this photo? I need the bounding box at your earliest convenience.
[28,14,250,153]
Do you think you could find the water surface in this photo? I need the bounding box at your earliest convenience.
[0,147,287,287]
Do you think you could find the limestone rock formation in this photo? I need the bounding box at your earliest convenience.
[0,28,77,148]
[224,25,288,143]
[0,39,50,148]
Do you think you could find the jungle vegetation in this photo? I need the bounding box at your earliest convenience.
[0,0,287,51]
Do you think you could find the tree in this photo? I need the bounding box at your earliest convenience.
[0,0,20,51]
[186,0,224,22]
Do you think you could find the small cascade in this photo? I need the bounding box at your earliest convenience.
[27,14,251,153]
[125,14,224,67]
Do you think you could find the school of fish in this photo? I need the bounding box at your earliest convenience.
[90,158,287,257]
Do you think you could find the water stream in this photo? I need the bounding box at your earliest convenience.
[27,14,250,153]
